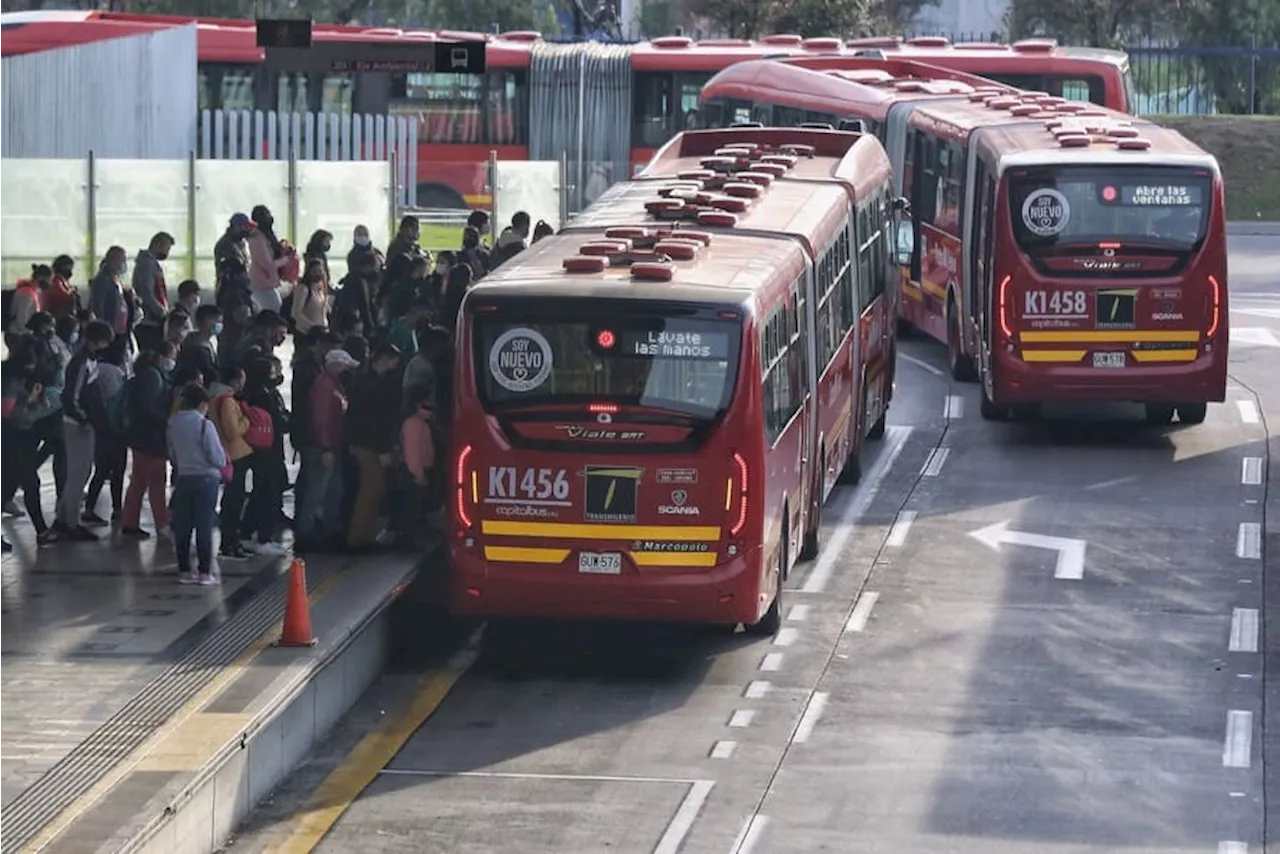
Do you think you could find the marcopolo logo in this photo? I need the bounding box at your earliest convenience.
[489,327,553,393]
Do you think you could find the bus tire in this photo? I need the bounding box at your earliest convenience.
[1144,403,1175,425]
[838,441,862,485]
[868,409,887,440]
[747,536,785,637]
[1177,402,1208,424]
[946,296,977,382]
[979,383,1007,421]
[896,317,913,338]
[800,454,823,562]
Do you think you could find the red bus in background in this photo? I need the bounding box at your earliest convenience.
[710,58,1228,423]
[1,10,1133,211]
[449,127,897,632]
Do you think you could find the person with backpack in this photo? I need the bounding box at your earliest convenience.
[208,365,255,561]
[120,344,175,539]
[240,355,290,556]
[83,342,128,526]
[8,264,50,340]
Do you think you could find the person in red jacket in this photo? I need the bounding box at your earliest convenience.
[45,255,81,319]
[295,347,359,550]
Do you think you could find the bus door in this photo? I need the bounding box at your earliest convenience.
[794,268,819,523]
[884,102,914,198]
[971,160,997,380]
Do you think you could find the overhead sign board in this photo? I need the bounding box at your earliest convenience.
[256,18,313,49]
[264,40,486,75]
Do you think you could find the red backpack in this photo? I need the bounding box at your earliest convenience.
[241,402,274,449]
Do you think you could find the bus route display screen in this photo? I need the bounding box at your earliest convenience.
[618,329,732,361]
[1117,183,1203,207]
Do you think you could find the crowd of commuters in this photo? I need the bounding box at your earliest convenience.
[2,204,551,585]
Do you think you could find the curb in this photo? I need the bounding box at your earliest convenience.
[1228,221,1280,236]
[118,564,416,854]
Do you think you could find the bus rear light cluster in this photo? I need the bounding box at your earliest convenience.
[997,275,1013,339]
[1207,274,1222,338]
[728,451,751,536]
[455,443,475,531]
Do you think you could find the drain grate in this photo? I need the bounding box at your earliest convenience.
[2,561,340,854]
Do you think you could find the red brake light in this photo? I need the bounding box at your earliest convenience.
[1098,240,1121,249]
[596,329,616,349]
[1207,274,1222,338]
[997,275,1013,339]
[455,444,474,530]
[1101,186,1117,202]
[589,402,619,414]
[728,451,749,536]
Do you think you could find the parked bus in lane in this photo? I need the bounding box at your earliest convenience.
[449,127,897,634]
[1,11,1134,211]
[701,58,1228,423]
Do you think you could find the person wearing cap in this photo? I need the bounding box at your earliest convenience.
[296,346,359,549]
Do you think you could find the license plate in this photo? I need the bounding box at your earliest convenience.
[1093,351,1126,368]
[578,552,622,574]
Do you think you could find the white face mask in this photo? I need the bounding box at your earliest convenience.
[355,236,371,248]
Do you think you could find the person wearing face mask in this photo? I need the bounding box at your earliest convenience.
[240,355,291,556]
[290,259,330,336]
[178,304,224,388]
[174,279,201,331]
[347,224,384,274]
[247,204,291,314]
[459,226,490,280]
[133,232,175,323]
[89,246,131,354]
[121,343,176,539]
[303,229,333,286]
[208,365,254,561]
[56,320,115,541]
[46,255,82,319]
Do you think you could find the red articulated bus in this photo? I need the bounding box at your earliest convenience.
[1,11,1133,210]
[706,58,1229,423]
[449,127,897,632]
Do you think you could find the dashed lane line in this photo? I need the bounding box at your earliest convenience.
[731,815,770,854]
[710,741,736,759]
[791,692,829,745]
[729,710,756,728]
[1229,608,1259,653]
[1242,457,1264,486]
[1223,710,1253,768]
[885,510,917,547]
[844,591,881,634]
[1237,400,1260,424]
[943,395,964,419]
[1236,523,1262,560]
[921,446,950,477]
[744,681,771,699]
[759,653,784,672]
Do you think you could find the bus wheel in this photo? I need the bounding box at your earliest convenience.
[1144,404,1176,425]
[800,458,822,562]
[867,388,887,440]
[979,384,1007,421]
[946,299,977,382]
[838,442,862,485]
[896,318,913,338]
[747,538,785,637]
[1177,402,1208,424]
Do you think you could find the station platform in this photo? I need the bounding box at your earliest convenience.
[2,499,437,854]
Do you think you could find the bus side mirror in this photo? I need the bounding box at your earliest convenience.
[894,219,915,266]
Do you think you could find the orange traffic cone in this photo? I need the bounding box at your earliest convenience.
[277,558,317,647]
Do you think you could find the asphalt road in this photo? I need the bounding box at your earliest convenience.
[227,234,1279,854]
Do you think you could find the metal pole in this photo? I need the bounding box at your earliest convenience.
[86,150,97,271]
[576,50,587,215]
[287,146,299,248]
[1248,33,1259,115]
[186,150,198,281]
[559,150,570,228]
[488,149,500,239]
[388,147,398,239]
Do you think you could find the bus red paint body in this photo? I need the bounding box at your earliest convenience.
[448,127,897,629]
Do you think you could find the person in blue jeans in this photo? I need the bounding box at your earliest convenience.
[167,383,228,585]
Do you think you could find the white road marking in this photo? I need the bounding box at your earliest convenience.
[944,395,964,419]
[845,591,880,633]
[968,520,1086,580]
[1237,400,1260,424]
[921,446,950,477]
[1084,475,1136,490]
[801,426,912,593]
[1219,843,1248,854]
[731,815,770,854]
[1242,457,1264,486]
[729,710,755,728]
[744,680,771,699]
[900,352,945,376]
[710,740,736,759]
[786,604,810,622]
[792,692,829,744]
[886,510,917,547]
[1231,327,1280,347]
[1237,523,1262,560]
[1223,710,1253,768]
[654,779,716,854]
[1230,608,1260,653]
[774,627,800,647]
[760,653,784,672]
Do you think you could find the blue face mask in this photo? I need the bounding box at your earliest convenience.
[68,332,79,347]
[355,236,371,247]
[212,321,225,336]
[163,358,176,373]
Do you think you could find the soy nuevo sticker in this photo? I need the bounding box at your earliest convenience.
[1021,188,1070,236]
[489,327,553,393]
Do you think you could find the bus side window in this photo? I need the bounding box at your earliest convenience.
[776,105,804,127]
[839,230,856,332]
[856,206,873,311]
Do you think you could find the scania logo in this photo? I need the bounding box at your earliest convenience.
[671,489,687,506]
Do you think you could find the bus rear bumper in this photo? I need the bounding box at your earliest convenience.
[994,351,1228,406]
[448,547,763,626]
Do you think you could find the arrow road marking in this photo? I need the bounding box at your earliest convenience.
[968,520,1086,580]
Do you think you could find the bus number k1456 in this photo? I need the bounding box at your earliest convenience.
[487,466,571,501]
[1025,290,1087,317]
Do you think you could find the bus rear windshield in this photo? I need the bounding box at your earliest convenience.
[473,303,742,418]
[1009,165,1211,252]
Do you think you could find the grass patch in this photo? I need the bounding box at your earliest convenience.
[1148,114,1280,221]
[419,223,464,252]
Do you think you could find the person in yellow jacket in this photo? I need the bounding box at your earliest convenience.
[208,365,255,560]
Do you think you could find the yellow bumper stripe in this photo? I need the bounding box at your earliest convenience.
[1021,350,1086,363]
[484,546,569,564]
[631,552,719,567]
[481,520,721,540]
[1020,330,1200,344]
[1131,349,1198,363]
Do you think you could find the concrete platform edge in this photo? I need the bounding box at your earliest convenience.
[117,558,420,854]
[1229,220,1280,236]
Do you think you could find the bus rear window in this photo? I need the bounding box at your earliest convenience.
[1008,166,1211,251]
[473,302,742,418]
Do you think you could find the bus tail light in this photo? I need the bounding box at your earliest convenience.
[997,275,1013,339]
[1207,274,1222,339]
[728,451,750,536]
[456,444,475,531]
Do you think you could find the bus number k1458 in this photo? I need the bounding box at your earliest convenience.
[487,466,571,501]
[1025,289,1087,317]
